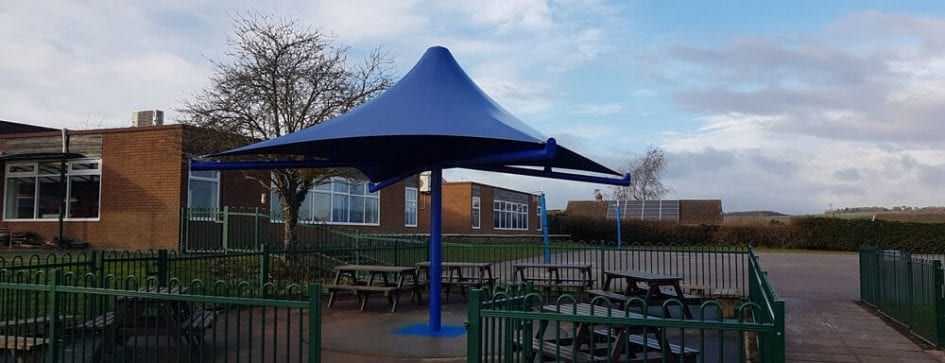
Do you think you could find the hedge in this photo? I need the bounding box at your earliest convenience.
[548,214,945,252]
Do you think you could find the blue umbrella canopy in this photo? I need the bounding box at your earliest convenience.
[197,46,630,334]
[213,46,623,183]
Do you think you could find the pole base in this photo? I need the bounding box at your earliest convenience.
[393,324,466,338]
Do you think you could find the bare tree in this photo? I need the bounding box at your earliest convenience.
[613,146,674,202]
[179,13,394,246]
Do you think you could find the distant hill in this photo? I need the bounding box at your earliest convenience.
[724,211,789,217]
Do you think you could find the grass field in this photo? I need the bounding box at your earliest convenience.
[724,210,945,225]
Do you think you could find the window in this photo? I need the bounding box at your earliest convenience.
[536,202,543,231]
[188,170,220,209]
[3,159,101,220]
[472,196,480,229]
[493,199,528,230]
[405,187,418,227]
[272,177,379,225]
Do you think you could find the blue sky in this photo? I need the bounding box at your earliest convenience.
[3,1,945,214]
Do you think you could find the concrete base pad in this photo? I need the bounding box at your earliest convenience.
[321,298,468,358]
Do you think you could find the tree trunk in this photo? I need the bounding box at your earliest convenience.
[279,192,303,248]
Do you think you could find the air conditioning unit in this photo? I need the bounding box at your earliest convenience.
[419,171,432,192]
[132,110,164,127]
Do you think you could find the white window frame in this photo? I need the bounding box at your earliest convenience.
[536,202,543,231]
[187,170,221,209]
[405,186,418,227]
[2,159,102,221]
[493,199,528,231]
[472,196,481,229]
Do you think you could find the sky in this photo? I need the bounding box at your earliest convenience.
[2,1,945,214]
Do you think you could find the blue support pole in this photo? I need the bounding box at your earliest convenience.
[541,193,550,263]
[616,206,622,248]
[429,167,443,331]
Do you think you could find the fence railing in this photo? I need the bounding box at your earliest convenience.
[2,241,749,301]
[0,269,321,362]
[860,246,945,348]
[181,207,568,253]
[466,273,784,363]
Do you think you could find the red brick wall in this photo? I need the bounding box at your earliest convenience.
[0,126,187,250]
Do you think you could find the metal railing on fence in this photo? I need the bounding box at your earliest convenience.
[860,246,945,348]
[0,269,321,362]
[466,276,784,363]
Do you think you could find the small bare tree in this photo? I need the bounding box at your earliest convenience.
[179,13,394,246]
[613,146,674,202]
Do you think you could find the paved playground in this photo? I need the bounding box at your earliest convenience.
[318,251,945,362]
[757,251,942,362]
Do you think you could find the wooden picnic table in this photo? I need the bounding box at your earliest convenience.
[513,263,594,297]
[528,303,699,362]
[325,265,423,312]
[591,270,700,318]
[90,286,215,360]
[416,262,495,302]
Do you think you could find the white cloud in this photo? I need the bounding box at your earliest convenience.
[576,103,622,115]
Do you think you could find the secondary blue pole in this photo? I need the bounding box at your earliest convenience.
[429,167,443,331]
[616,205,622,248]
[541,193,550,263]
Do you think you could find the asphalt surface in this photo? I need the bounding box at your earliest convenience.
[757,251,941,362]
[318,251,944,362]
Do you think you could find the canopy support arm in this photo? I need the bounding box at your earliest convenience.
[190,159,356,171]
[367,167,427,193]
[467,165,632,186]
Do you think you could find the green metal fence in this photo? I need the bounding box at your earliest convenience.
[0,269,320,362]
[860,246,945,348]
[465,247,784,363]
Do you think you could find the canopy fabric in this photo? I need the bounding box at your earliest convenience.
[213,46,621,182]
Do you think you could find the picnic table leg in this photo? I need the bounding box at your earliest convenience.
[672,283,693,319]
[327,270,344,308]
[359,291,369,311]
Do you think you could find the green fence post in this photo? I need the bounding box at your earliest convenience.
[157,249,168,288]
[599,241,607,288]
[46,269,62,363]
[96,251,106,288]
[260,244,270,297]
[308,283,322,363]
[180,207,188,252]
[772,300,786,363]
[222,206,230,253]
[906,251,914,333]
[254,207,260,248]
[466,288,482,363]
[88,250,98,278]
[934,260,945,348]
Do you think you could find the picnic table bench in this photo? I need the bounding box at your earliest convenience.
[526,303,700,362]
[0,335,49,363]
[82,287,216,360]
[325,265,423,312]
[589,270,702,318]
[513,263,594,297]
[416,261,495,302]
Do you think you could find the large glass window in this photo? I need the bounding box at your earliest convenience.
[493,199,528,230]
[3,159,102,220]
[405,187,418,227]
[272,177,380,225]
[188,170,220,209]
